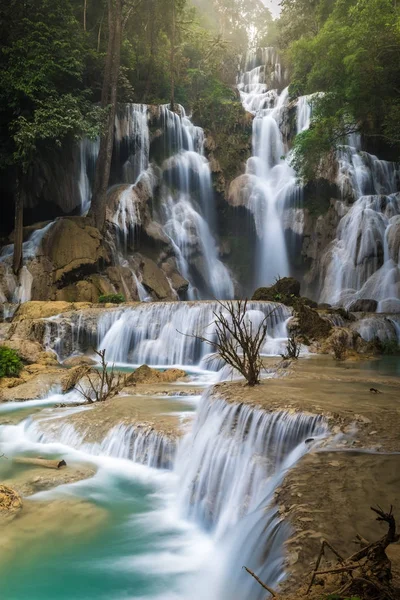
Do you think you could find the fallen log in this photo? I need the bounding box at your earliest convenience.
[14,457,67,470]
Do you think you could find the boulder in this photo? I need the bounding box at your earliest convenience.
[55,276,115,303]
[0,485,22,512]
[161,259,189,294]
[227,174,258,207]
[348,299,378,313]
[296,304,332,341]
[41,217,109,283]
[387,215,400,263]
[63,356,97,368]
[253,277,301,302]
[141,257,175,300]
[0,339,44,364]
[125,365,186,385]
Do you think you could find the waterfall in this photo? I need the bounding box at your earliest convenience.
[296,95,312,133]
[25,416,176,469]
[0,221,54,303]
[319,193,400,311]
[237,48,303,288]
[78,137,100,215]
[176,391,328,599]
[114,103,150,184]
[158,104,234,300]
[44,301,291,365]
[95,301,290,365]
[353,314,400,344]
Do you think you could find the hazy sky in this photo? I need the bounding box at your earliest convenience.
[262,0,281,18]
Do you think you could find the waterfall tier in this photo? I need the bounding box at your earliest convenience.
[45,300,291,366]
[175,390,328,599]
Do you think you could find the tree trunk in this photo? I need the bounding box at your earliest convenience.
[12,176,23,275]
[83,0,87,31]
[170,0,175,111]
[88,0,122,231]
[143,0,156,102]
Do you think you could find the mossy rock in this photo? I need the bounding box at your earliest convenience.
[252,277,301,303]
[295,304,332,341]
[252,278,318,309]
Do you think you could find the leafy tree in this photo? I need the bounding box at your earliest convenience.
[277,0,400,181]
[0,0,102,271]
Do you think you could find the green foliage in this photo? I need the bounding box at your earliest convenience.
[98,293,125,305]
[324,595,361,600]
[0,0,102,173]
[277,0,400,180]
[0,347,23,378]
[378,339,400,356]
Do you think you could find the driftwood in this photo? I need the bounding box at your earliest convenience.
[306,506,400,599]
[243,566,277,597]
[14,457,67,470]
[244,506,399,600]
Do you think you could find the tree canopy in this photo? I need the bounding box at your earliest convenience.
[274,0,400,181]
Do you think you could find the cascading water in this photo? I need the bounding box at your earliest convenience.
[78,138,100,215]
[314,129,400,310]
[114,104,150,184]
[0,374,328,599]
[237,48,304,287]
[105,103,234,301]
[175,392,328,599]
[157,105,234,299]
[44,301,291,366]
[0,221,55,303]
[319,192,400,311]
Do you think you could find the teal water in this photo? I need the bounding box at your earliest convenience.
[0,394,210,600]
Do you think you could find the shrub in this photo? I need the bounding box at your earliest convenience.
[378,339,400,355]
[0,346,23,378]
[98,293,125,304]
[281,332,301,360]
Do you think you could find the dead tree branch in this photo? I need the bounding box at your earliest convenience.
[306,506,399,599]
[179,299,275,386]
[74,349,126,403]
[243,566,277,597]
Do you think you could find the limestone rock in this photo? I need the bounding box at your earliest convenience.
[295,304,332,341]
[0,485,22,512]
[125,365,186,385]
[228,174,258,207]
[41,217,109,283]
[253,277,301,303]
[63,356,97,368]
[12,301,85,322]
[386,215,400,262]
[141,257,175,300]
[348,299,378,313]
[0,339,44,364]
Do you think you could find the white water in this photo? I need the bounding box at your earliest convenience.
[115,104,150,184]
[0,377,328,599]
[237,48,303,287]
[319,193,400,311]
[44,301,291,367]
[78,137,100,215]
[158,105,234,299]
[0,221,54,303]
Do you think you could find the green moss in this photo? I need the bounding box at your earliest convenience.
[0,346,23,378]
[98,293,125,304]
